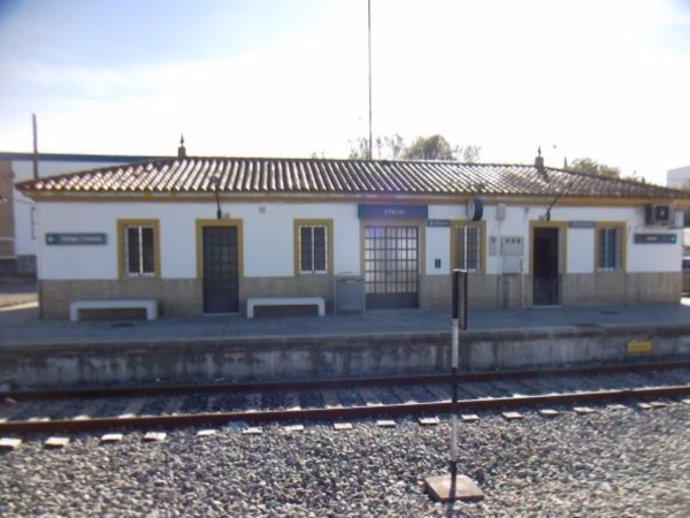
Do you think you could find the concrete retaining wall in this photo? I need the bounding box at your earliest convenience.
[2,324,690,388]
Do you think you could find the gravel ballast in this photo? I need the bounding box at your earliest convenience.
[1,403,689,517]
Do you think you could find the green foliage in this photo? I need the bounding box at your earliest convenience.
[402,134,455,160]
[569,157,621,178]
[347,133,481,162]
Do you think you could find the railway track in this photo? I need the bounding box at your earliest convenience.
[1,360,689,435]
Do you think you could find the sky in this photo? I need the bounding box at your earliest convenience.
[1,0,690,185]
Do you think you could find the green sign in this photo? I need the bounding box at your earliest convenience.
[633,233,677,244]
[45,233,107,245]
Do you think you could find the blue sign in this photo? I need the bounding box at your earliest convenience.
[568,221,595,229]
[633,233,677,244]
[357,204,428,219]
[427,219,450,227]
[45,233,107,245]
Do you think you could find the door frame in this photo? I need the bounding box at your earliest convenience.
[359,218,426,309]
[195,218,244,313]
[529,220,567,305]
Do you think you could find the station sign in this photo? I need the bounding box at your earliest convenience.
[357,204,428,219]
[633,233,677,244]
[45,233,107,245]
[568,221,595,229]
[427,219,450,227]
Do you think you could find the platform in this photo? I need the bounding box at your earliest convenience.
[2,282,690,387]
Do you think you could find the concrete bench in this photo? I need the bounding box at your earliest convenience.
[69,299,158,322]
[247,296,325,318]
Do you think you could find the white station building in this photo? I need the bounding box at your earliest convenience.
[14,147,690,319]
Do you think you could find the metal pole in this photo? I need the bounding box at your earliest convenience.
[450,269,466,502]
[367,0,373,160]
[32,113,39,180]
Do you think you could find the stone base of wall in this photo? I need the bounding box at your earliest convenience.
[40,276,336,319]
[420,274,528,309]
[40,279,202,319]
[562,272,681,306]
[421,272,681,309]
[39,272,682,318]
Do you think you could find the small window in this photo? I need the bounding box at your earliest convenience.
[118,219,159,278]
[299,225,328,273]
[125,226,155,275]
[597,225,624,271]
[453,224,482,272]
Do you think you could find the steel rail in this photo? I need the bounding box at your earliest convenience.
[4,359,690,402]
[1,384,688,435]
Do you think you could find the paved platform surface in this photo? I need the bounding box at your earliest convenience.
[1,279,690,347]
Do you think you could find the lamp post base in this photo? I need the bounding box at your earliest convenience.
[424,474,485,503]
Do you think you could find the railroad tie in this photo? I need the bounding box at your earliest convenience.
[118,398,147,419]
[320,389,342,409]
[391,385,417,404]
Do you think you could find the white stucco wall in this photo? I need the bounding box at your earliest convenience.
[36,201,363,280]
[426,203,681,276]
[35,198,682,281]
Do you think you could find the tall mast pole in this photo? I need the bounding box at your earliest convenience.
[32,114,39,180]
[367,0,373,160]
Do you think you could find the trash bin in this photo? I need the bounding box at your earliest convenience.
[334,272,365,314]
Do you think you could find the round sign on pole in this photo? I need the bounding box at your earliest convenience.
[466,197,483,221]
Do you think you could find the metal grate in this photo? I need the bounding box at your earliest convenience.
[364,226,418,308]
[202,226,239,313]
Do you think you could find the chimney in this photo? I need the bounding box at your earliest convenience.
[177,134,186,158]
[534,146,544,170]
[535,146,548,180]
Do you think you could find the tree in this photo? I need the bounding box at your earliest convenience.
[460,145,481,163]
[348,134,405,160]
[402,134,456,160]
[348,133,481,162]
[569,157,621,178]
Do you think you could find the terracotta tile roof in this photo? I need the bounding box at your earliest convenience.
[14,156,690,199]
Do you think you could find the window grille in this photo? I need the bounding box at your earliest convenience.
[598,227,621,270]
[125,226,155,275]
[299,225,327,273]
[454,225,481,271]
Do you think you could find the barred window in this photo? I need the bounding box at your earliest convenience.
[299,225,327,273]
[454,225,481,271]
[125,225,155,275]
[598,226,622,270]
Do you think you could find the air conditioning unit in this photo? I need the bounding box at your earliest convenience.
[645,204,674,226]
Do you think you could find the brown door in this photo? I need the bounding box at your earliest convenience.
[533,227,559,305]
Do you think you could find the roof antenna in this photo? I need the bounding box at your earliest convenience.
[178,134,186,158]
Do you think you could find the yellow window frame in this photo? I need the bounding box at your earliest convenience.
[117,218,160,279]
[293,219,334,276]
